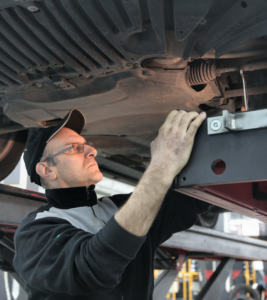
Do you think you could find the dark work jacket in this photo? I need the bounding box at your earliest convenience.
[13,186,210,300]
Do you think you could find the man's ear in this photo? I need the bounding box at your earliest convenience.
[36,162,57,181]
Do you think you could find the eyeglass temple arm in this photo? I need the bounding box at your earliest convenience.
[47,145,73,159]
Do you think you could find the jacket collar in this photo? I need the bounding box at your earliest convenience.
[45,185,97,209]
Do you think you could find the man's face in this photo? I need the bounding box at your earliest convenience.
[44,127,103,188]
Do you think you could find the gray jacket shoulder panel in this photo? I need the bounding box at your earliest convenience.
[35,197,118,234]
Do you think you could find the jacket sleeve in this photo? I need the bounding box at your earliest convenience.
[13,212,145,295]
[149,189,211,248]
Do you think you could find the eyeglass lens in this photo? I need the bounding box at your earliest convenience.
[66,143,94,154]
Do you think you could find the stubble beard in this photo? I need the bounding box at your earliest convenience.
[57,162,103,188]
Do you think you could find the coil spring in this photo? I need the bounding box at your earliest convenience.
[188,62,217,85]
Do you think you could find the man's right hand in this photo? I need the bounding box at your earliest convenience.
[150,110,206,184]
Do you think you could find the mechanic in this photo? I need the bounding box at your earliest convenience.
[14,108,209,300]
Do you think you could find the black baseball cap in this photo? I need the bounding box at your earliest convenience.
[24,108,85,186]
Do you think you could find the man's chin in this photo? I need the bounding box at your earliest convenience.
[96,172,104,183]
[90,171,103,185]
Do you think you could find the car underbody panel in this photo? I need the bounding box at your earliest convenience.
[0,0,267,218]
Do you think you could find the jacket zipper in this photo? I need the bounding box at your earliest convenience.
[86,189,123,299]
[86,189,106,224]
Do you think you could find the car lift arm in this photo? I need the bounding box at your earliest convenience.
[174,106,267,223]
[196,258,236,300]
[153,225,267,298]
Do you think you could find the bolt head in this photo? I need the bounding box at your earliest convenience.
[28,6,39,12]
[211,120,222,131]
[200,18,207,25]
[81,74,90,78]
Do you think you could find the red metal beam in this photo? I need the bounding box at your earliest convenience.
[178,182,267,223]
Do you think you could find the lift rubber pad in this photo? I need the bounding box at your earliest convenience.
[175,118,267,187]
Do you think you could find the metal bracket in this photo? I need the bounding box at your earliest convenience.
[207,63,267,134]
[208,108,267,135]
[177,117,267,187]
[222,110,235,131]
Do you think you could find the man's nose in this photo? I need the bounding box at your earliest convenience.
[84,144,97,158]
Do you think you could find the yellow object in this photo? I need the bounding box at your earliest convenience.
[172,282,176,300]
[244,261,256,297]
[180,259,199,300]
[244,261,256,285]
[154,259,199,300]
[154,269,162,280]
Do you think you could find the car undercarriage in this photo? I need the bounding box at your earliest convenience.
[0,0,267,222]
